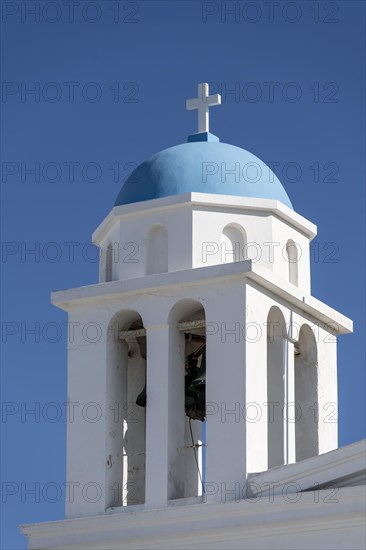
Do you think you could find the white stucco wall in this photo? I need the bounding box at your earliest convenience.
[21,192,357,550]
[62,277,341,518]
[245,283,338,476]
[94,194,316,294]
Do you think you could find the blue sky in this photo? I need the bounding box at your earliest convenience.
[1,1,365,548]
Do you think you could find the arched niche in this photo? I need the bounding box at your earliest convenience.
[266,306,286,469]
[295,324,318,461]
[167,299,206,500]
[105,243,114,282]
[286,240,299,286]
[221,223,247,263]
[146,224,168,275]
[106,310,146,508]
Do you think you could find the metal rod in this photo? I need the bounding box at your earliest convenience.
[177,443,207,451]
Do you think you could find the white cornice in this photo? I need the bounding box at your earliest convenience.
[20,485,365,549]
[51,260,352,333]
[92,193,317,244]
[247,439,366,497]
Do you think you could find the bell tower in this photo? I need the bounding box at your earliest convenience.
[49,84,352,520]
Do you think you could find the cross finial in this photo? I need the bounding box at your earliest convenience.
[186,83,221,134]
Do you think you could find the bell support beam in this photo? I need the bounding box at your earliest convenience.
[119,320,206,340]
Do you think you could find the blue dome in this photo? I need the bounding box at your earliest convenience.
[115,141,293,209]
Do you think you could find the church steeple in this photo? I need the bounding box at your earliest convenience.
[48,86,351,517]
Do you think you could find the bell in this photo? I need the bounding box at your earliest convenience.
[185,348,206,422]
[136,347,207,422]
[136,384,147,408]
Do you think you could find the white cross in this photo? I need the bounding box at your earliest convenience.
[186,83,221,134]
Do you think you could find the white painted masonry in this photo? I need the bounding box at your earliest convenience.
[21,190,365,549]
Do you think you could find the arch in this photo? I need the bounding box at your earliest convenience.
[295,324,318,461]
[106,309,146,507]
[168,298,206,326]
[286,240,299,286]
[221,223,247,263]
[105,242,114,282]
[146,224,168,275]
[167,299,206,500]
[266,306,286,469]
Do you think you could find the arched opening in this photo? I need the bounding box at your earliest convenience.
[105,243,114,282]
[267,306,286,469]
[221,224,247,263]
[146,224,168,275]
[168,299,206,500]
[295,324,318,461]
[286,240,299,286]
[106,310,146,508]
